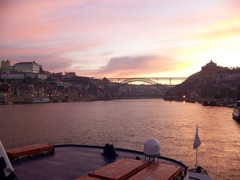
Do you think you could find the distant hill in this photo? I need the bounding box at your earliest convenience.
[165,61,240,101]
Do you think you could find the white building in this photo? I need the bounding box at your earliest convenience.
[13,61,42,73]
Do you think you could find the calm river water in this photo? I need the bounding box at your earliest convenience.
[0,99,239,179]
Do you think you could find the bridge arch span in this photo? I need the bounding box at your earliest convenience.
[110,78,169,95]
[121,78,158,85]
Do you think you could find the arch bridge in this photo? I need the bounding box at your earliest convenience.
[106,77,187,96]
[108,77,186,85]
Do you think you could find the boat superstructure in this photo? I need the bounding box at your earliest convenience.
[0,138,212,180]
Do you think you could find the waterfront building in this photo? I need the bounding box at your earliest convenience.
[13,61,42,73]
[37,73,48,80]
[1,73,25,80]
[64,72,76,79]
[0,73,48,80]
[0,60,11,73]
[1,60,10,69]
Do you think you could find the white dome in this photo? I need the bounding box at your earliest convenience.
[143,138,160,157]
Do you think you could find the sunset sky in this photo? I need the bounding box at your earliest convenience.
[0,0,240,78]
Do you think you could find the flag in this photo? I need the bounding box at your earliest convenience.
[193,125,201,149]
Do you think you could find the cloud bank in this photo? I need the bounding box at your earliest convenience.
[0,0,240,77]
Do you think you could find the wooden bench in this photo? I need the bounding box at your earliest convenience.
[6,144,54,160]
[76,158,182,180]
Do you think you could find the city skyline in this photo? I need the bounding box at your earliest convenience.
[1,0,240,78]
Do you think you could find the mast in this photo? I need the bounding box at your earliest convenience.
[193,124,201,167]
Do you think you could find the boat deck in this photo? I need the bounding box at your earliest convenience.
[10,144,186,180]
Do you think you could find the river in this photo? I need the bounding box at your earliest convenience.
[0,99,239,179]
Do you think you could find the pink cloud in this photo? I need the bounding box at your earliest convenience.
[0,0,101,43]
[88,55,179,78]
[1,0,240,78]
[0,39,103,56]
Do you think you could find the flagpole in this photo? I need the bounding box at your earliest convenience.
[193,124,201,167]
[196,147,198,167]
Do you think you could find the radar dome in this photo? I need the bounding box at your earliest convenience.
[143,138,160,157]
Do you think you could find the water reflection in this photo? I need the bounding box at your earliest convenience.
[0,99,239,179]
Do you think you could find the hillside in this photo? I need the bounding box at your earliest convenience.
[164,61,240,103]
